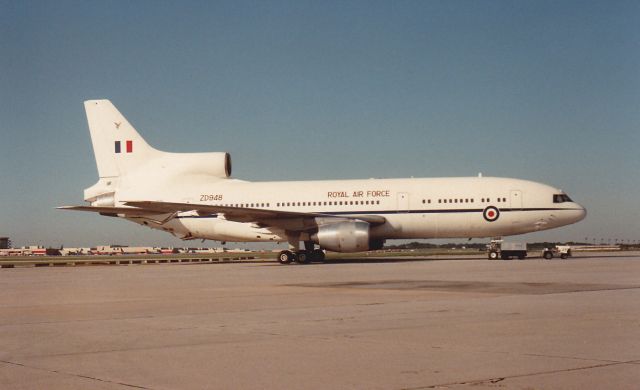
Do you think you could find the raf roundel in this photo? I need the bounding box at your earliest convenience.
[483,206,500,222]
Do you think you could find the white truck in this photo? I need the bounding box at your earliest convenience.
[487,240,527,260]
[542,245,572,259]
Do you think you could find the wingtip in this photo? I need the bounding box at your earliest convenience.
[57,206,88,211]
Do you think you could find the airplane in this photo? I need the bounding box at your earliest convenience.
[60,100,587,264]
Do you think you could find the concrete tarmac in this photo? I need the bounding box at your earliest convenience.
[1,253,639,389]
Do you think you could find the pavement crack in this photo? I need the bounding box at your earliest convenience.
[522,352,622,363]
[401,359,639,390]
[0,359,152,389]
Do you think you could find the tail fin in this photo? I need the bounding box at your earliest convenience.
[84,100,159,178]
[82,99,231,206]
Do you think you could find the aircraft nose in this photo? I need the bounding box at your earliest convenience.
[573,204,587,223]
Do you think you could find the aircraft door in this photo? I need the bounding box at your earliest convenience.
[397,192,409,212]
[510,190,523,210]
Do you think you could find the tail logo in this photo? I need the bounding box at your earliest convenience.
[115,140,133,154]
[114,121,122,129]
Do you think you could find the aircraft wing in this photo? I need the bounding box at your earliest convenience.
[123,200,387,228]
[57,205,171,216]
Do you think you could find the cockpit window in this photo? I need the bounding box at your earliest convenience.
[553,194,573,203]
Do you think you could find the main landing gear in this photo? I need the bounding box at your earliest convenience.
[277,237,326,265]
[277,249,326,265]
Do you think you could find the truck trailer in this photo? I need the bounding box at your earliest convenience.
[487,240,527,260]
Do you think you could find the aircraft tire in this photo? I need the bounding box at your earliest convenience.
[278,250,295,264]
[312,249,326,262]
[296,251,310,264]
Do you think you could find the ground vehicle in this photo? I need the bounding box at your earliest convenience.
[543,245,572,259]
[487,240,527,260]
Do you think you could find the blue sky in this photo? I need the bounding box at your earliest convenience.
[1,0,638,247]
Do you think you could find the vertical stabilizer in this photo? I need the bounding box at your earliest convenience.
[84,100,159,178]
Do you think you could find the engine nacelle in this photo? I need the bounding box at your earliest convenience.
[311,221,371,252]
[151,151,232,178]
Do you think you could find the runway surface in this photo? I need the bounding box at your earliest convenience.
[1,253,639,389]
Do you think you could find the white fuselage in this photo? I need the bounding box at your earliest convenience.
[64,100,588,257]
[124,176,586,243]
